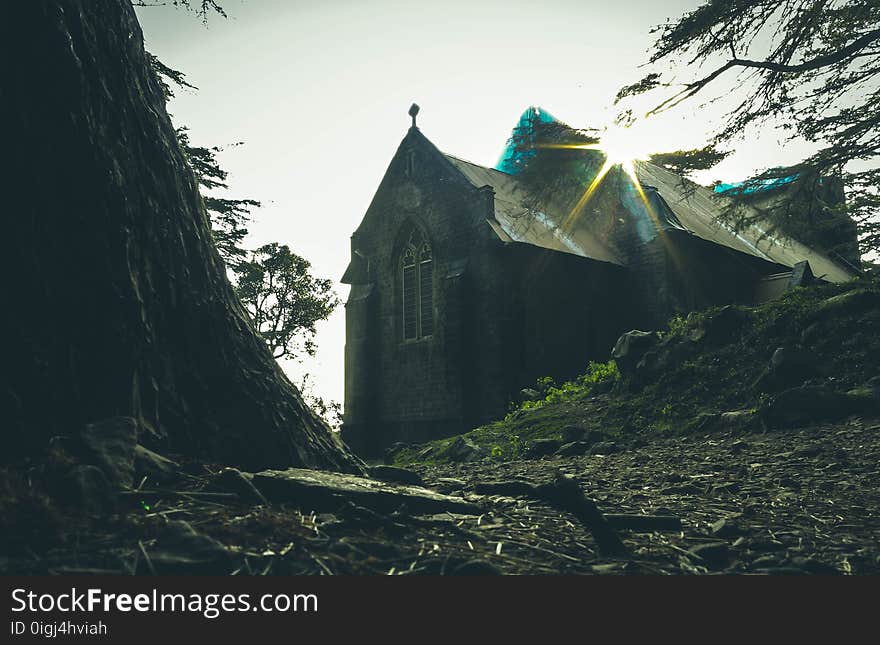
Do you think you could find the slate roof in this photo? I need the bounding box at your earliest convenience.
[443,152,856,283]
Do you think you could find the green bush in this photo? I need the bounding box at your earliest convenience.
[519,360,620,411]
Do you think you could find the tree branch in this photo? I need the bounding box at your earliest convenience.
[648,27,880,116]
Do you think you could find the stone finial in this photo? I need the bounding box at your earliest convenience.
[408,103,420,128]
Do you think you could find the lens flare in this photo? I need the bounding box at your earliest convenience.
[537,124,656,230]
[596,125,652,167]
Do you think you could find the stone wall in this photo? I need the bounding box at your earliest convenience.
[342,128,507,457]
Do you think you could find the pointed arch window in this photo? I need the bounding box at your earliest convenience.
[400,230,434,340]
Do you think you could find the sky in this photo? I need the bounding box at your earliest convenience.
[134,0,821,412]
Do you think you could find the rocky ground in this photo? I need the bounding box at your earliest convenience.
[2,411,878,576]
[3,280,879,576]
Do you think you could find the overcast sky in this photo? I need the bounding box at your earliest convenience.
[134,0,819,410]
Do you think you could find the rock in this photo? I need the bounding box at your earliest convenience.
[133,445,179,484]
[519,388,542,402]
[523,438,562,459]
[209,467,268,505]
[442,436,487,463]
[611,330,660,376]
[433,477,468,493]
[590,441,620,455]
[252,468,482,515]
[792,444,822,458]
[813,289,880,319]
[561,425,587,443]
[334,502,404,531]
[369,465,425,487]
[710,518,743,538]
[754,346,820,393]
[690,305,751,346]
[60,465,115,515]
[694,412,720,432]
[633,335,700,383]
[720,410,757,432]
[844,385,880,415]
[689,542,730,569]
[697,410,756,433]
[555,441,592,457]
[383,442,410,464]
[750,555,784,569]
[80,416,138,487]
[762,383,862,429]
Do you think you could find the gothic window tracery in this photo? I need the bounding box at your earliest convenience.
[400,229,433,340]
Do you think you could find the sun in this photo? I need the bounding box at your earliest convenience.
[596,124,652,167]
[537,123,654,177]
[536,121,663,233]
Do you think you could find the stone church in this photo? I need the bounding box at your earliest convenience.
[340,106,857,457]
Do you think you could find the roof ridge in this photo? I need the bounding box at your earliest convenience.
[442,152,513,177]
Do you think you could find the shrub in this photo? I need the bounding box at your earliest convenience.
[519,360,620,411]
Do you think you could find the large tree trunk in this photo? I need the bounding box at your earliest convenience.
[0,0,360,473]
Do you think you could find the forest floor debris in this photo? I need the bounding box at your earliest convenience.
[2,414,878,575]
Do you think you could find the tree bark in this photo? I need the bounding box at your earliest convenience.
[0,0,360,473]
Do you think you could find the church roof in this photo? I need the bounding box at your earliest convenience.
[632,161,855,283]
[443,148,856,283]
[443,153,624,265]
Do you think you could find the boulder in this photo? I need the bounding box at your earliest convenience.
[719,410,757,431]
[523,438,562,459]
[369,465,425,487]
[133,445,179,485]
[209,467,269,505]
[813,289,880,319]
[442,436,487,463]
[519,388,542,402]
[555,441,592,457]
[561,425,587,443]
[80,416,138,487]
[383,442,410,464]
[844,385,880,415]
[611,330,660,376]
[754,346,820,393]
[633,335,700,384]
[762,383,865,429]
[589,441,620,455]
[252,468,482,515]
[710,518,743,538]
[689,305,751,346]
[697,410,757,433]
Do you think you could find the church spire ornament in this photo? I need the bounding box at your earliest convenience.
[409,103,420,129]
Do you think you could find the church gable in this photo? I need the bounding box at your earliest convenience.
[346,125,492,264]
